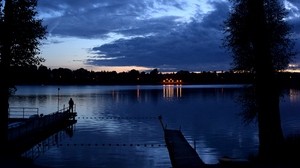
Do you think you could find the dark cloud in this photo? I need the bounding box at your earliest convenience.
[87,1,231,72]
[284,0,300,63]
[38,0,187,38]
[37,0,300,72]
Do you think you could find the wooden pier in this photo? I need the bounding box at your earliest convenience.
[159,116,252,168]
[7,107,77,157]
[164,129,206,168]
[159,115,205,168]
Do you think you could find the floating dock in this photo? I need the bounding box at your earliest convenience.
[8,107,77,157]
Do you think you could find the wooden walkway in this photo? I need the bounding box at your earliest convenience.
[164,129,206,168]
[7,108,77,157]
[159,116,251,168]
[158,115,205,168]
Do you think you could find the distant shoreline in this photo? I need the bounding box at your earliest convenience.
[8,66,300,88]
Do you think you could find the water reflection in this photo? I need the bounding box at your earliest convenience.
[8,85,300,167]
[288,88,300,103]
[163,85,182,98]
[22,123,76,160]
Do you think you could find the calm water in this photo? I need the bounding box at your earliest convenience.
[9,85,300,168]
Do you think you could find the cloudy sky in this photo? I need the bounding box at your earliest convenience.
[36,0,300,72]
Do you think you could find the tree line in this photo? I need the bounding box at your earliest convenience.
[9,65,300,87]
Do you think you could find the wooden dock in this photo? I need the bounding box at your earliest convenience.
[164,129,206,168]
[159,116,252,168]
[158,115,205,168]
[7,107,77,157]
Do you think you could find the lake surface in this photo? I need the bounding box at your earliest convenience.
[9,85,300,168]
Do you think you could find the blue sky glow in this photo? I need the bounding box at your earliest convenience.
[37,0,300,72]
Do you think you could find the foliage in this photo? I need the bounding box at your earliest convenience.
[223,0,295,72]
[0,0,47,67]
[0,0,47,147]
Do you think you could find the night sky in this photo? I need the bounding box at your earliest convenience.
[37,0,300,72]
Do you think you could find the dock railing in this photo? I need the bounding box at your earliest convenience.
[57,104,76,113]
[8,106,77,156]
[9,107,39,119]
[9,104,76,119]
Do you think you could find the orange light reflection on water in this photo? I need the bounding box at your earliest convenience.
[163,85,182,98]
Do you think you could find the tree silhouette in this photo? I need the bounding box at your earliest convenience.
[0,0,47,156]
[223,0,295,162]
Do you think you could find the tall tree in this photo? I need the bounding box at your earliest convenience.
[0,0,46,157]
[223,0,295,163]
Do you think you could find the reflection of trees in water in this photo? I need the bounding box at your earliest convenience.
[22,124,75,160]
[283,88,300,103]
[237,86,258,125]
[237,84,300,163]
[238,86,300,125]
